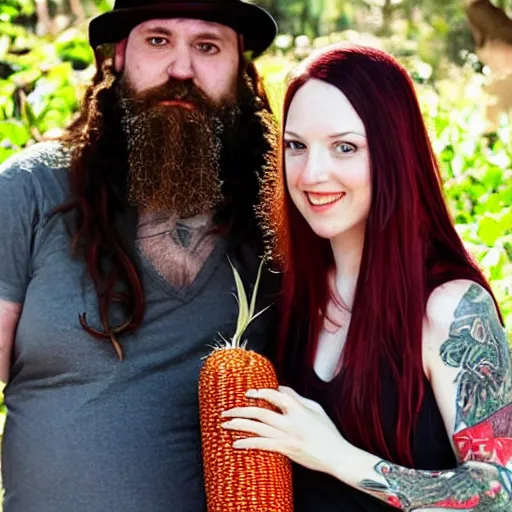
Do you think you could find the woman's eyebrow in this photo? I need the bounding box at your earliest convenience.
[284,130,366,138]
[328,131,366,138]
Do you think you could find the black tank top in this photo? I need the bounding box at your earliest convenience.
[291,368,457,511]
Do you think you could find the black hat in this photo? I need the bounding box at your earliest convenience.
[89,0,277,57]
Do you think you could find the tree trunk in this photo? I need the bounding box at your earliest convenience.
[379,0,395,36]
[466,0,512,46]
[69,0,86,24]
[301,2,309,35]
[466,1,512,133]
[34,0,52,36]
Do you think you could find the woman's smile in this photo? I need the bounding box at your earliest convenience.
[306,192,346,210]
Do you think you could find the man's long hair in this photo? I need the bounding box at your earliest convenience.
[56,52,278,359]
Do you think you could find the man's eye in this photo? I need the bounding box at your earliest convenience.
[334,143,356,154]
[196,43,219,54]
[284,140,306,151]
[148,37,168,47]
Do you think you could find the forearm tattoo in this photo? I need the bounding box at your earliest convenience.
[361,460,511,510]
[359,285,512,510]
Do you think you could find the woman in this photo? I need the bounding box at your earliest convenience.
[221,44,512,510]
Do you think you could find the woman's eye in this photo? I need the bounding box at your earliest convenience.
[334,143,356,154]
[196,43,220,54]
[148,37,168,47]
[285,140,306,151]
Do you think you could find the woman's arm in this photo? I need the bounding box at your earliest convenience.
[329,443,510,510]
[222,280,512,510]
[340,280,512,510]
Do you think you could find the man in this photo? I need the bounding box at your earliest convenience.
[0,1,279,510]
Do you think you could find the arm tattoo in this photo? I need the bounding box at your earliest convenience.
[359,284,512,510]
[440,284,512,430]
[360,460,511,510]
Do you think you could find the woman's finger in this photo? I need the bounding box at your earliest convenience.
[221,418,286,439]
[222,406,288,430]
[233,436,291,455]
[245,388,296,413]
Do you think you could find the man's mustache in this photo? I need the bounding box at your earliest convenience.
[119,79,214,112]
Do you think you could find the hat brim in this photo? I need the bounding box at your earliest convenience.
[89,2,277,57]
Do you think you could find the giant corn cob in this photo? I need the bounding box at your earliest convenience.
[198,259,293,512]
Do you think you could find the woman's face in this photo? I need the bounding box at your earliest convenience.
[284,79,371,242]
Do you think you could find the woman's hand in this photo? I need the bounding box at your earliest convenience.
[221,386,348,477]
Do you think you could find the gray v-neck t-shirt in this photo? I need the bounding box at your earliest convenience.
[0,143,278,512]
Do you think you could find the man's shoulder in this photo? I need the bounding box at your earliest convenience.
[0,141,71,199]
[0,141,71,178]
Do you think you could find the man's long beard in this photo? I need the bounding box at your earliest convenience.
[63,59,279,248]
[118,77,240,218]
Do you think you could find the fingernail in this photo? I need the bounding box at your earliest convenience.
[246,390,257,397]
[220,422,230,429]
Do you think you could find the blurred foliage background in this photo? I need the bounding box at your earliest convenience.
[0,0,511,336]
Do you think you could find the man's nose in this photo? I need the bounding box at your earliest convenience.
[166,49,195,81]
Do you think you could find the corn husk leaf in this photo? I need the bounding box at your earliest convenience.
[228,257,269,348]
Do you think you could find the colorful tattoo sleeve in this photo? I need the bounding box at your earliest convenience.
[359,285,512,510]
[441,284,511,430]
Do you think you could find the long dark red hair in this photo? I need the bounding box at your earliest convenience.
[263,44,502,467]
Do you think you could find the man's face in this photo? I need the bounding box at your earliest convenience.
[114,18,240,103]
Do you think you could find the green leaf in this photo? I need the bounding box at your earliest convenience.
[249,259,264,320]
[497,207,512,235]
[0,95,15,120]
[227,258,270,348]
[480,247,506,281]
[21,97,37,128]
[477,215,503,247]
[498,186,512,206]
[482,167,504,191]
[9,68,41,88]
[474,194,502,215]
[0,5,18,22]
[0,145,16,163]
[37,109,69,134]
[45,62,74,84]
[0,119,30,147]
[229,258,249,346]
